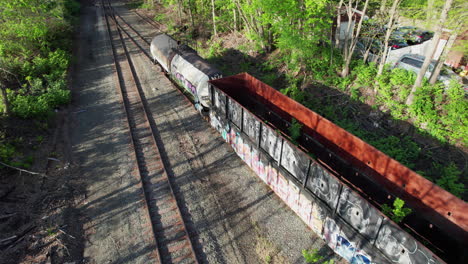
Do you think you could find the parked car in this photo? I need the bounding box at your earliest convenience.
[388,32,409,49]
[395,26,418,34]
[355,38,383,62]
[404,30,434,44]
[393,54,462,86]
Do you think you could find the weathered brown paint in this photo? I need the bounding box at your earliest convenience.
[209,73,468,240]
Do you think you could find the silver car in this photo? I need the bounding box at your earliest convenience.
[393,54,462,86]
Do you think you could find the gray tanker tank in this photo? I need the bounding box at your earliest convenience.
[150,33,178,72]
[150,33,222,111]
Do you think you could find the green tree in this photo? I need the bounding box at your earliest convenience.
[407,0,453,104]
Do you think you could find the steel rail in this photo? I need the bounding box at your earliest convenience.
[101,2,161,263]
[102,1,199,263]
[109,7,152,46]
[106,5,153,61]
[133,9,163,30]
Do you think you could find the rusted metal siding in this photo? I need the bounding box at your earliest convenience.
[209,73,468,243]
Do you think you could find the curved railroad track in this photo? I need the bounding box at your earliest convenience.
[102,1,200,263]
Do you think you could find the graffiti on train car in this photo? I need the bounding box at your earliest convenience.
[323,217,341,250]
[309,199,329,236]
[243,110,261,145]
[210,74,223,80]
[210,112,229,141]
[208,83,451,264]
[228,99,243,129]
[175,72,197,96]
[306,162,342,210]
[337,186,383,242]
[375,221,440,264]
[280,140,310,183]
[277,171,290,202]
[288,181,301,214]
[260,123,282,162]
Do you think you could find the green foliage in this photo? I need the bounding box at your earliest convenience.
[302,249,334,264]
[428,162,465,198]
[371,136,420,169]
[354,62,377,87]
[381,198,412,223]
[0,143,16,162]
[280,82,307,105]
[22,49,70,83]
[288,118,303,143]
[153,13,166,23]
[261,72,277,86]
[0,142,33,168]
[200,38,225,59]
[440,81,468,145]
[10,83,70,119]
[0,0,76,119]
[409,84,446,142]
[36,135,44,143]
[389,68,415,87]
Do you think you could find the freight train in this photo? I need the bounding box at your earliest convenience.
[149,33,467,264]
[150,33,222,112]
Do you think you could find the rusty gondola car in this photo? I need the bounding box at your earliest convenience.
[150,35,467,263]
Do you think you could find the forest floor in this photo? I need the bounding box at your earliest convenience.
[0,100,84,264]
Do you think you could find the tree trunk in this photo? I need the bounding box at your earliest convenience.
[0,84,10,116]
[211,0,217,36]
[342,0,353,58]
[341,0,369,77]
[335,0,344,48]
[407,0,453,105]
[188,0,195,28]
[233,0,254,34]
[145,0,154,8]
[176,0,182,23]
[426,0,435,23]
[233,8,237,31]
[380,0,388,13]
[429,32,457,84]
[377,0,401,75]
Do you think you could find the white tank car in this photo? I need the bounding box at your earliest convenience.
[170,45,222,110]
[150,33,178,72]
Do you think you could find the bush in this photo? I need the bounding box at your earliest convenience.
[0,143,16,162]
[22,49,69,83]
[10,83,70,119]
[441,81,468,145]
[288,118,302,144]
[354,61,377,87]
[429,162,465,198]
[381,198,412,223]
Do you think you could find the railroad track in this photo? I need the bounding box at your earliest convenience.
[102,1,199,263]
[133,8,163,30]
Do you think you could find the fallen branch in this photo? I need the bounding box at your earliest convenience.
[0,213,16,220]
[0,225,35,249]
[58,229,76,239]
[0,161,46,177]
[55,237,70,256]
[0,235,17,245]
